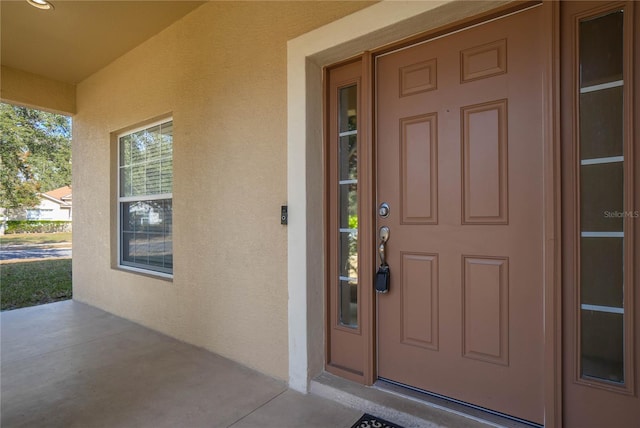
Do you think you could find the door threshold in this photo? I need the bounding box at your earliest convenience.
[310,372,541,428]
[376,378,542,428]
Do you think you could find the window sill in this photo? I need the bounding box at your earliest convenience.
[114,264,173,282]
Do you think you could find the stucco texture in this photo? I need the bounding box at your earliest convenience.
[1,66,76,115]
[73,1,373,381]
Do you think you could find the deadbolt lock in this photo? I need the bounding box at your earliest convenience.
[379,202,390,218]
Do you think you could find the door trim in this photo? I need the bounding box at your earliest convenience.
[542,2,562,426]
[288,1,561,426]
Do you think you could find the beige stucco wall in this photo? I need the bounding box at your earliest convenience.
[0,66,76,115]
[73,1,373,381]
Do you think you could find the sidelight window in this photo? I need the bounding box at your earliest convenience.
[325,60,367,377]
[118,119,173,276]
[577,9,628,384]
[337,85,358,328]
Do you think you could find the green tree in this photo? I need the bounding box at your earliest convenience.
[0,103,71,210]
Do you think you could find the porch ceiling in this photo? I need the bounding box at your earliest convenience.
[1,0,205,84]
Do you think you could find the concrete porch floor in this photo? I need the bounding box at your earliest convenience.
[1,300,363,428]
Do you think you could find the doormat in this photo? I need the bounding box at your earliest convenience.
[350,413,404,428]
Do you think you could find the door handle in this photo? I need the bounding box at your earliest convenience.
[376,226,391,293]
[378,226,390,266]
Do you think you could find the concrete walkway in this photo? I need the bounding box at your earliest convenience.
[0,301,362,428]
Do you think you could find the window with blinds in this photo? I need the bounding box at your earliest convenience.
[118,119,173,276]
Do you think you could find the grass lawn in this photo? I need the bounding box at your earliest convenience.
[0,232,72,247]
[1,259,72,311]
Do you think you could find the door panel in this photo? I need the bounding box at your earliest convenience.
[376,6,545,424]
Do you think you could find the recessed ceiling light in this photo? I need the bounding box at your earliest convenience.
[27,0,54,10]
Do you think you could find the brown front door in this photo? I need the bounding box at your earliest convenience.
[376,6,545,424]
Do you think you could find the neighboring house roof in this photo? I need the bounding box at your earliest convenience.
[42,186,72,207]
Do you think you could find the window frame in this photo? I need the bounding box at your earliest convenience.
[571,3,635,395]
[116,118,174,279]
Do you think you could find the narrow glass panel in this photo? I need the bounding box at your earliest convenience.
[121,231,135,263]
[580,163,623,231]
[163,200,173,269]
[130,130,147,164]
[581,237,623,307]
[337,85,357,328]
[339,85,357,133]
[146,225,166,268]
[119,166,131,197]
[580,10,623,87]
[578,9,625,384]
[161,158,173,193]
[579,86,623,159]
[161,120,173,134]
[145,125,162,163]
[146,163,161,194]
[131,164,146,196]
[136,233,151,265]
[339,183,358,229]
[161,123,173,156]
[339,280,358,328]
[581,310,624,383]
[339,135,358,180]
[120,135,131,166]
[339,231,358,280]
